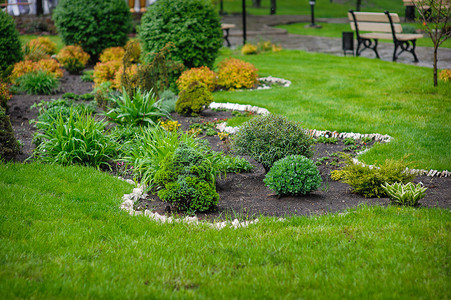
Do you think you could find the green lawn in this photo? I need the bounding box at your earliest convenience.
[0,162,449,299]
[217,0,405,17]
[214,49,451,171]
[276,22,451,48]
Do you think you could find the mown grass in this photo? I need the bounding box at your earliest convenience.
[19,35,65,53]
[214,49,451,171]
[0,162,449,299]
[216,0,405,17]
[276,22,451,48]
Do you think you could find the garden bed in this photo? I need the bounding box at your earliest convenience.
[7,71,451,220]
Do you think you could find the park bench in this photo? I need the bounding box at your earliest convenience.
[221,23,235,47]
[403,0,451,20]
[348,10,424,62]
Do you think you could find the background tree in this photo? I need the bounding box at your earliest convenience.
[414,0,451,86]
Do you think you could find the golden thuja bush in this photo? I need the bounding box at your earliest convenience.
[241,43,258,55]
[93,60,122,88]
[27,37,57,55]
[439,69,451,82]
[124,40,141,63]
[112,64,139,90]
[57,45,90,67]
[176,66,217,92]
[99,47,125,63]
[217,58,258,90]
[10,59,63,84]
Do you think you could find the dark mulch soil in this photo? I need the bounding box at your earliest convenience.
[7,72,451,220]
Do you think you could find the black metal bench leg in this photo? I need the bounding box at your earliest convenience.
[223,28,231,47]
[410,40,419,62]
[393,40,419,62]
[356,38,380,59]
[393,42,399,61]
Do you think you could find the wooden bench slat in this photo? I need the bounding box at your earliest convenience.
[350,22,402,33]
[348,12,400,23]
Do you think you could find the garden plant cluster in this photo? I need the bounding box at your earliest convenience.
[0,0,437,217]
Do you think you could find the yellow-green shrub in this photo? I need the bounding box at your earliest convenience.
[10,59,63,84]
[439,69,451,82]
[241,43,258,55]
[124,40,141,63]
[27,37,57,55]
[217,58,258,90]
[176,66,216,92]
[23,44,51,62]
[93,60,121,88]
[56,45,90,74]
[99,47,125,63]
[175,81,213,116]
[112,64,139,90]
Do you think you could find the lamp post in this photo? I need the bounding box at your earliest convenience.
[305,0,322,28]
[242,0,247,45]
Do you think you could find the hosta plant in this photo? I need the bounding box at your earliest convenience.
[105,88,169,127]
[381,182,427,207]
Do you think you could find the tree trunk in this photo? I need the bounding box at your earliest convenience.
[36,0,43,15]
[433,45,438,86]
[356,0,361,11]
[252,0,262,8]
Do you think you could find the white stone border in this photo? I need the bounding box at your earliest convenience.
[209,102,450,177]
[118,178,259,230]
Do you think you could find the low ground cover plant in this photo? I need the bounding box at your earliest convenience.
[331,156,416,198]
[264,155,322,196]
[232,114,313,172]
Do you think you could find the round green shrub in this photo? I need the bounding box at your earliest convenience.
[264,155,322,196]
[53,0,132,59]
[0,10,23,75]
[231,114,314,172]
[175,81,214,116]
[155,144,219,212]
[139,0,223,69]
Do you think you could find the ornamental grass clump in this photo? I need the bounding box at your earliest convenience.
[217,58,259,90]
[381,182,427,207]
[264,155,322,196]
[33,108,116,168]
[15,70,60,95]
[331,155,416,198]
[231,114,313,172]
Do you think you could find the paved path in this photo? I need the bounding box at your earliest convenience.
[222,15,451,69]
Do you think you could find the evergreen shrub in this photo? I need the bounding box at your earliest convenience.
[0,10,23,75]
[139,0,222,69]
[56,45,90,74]
[53,0,132,58]
[177,66,217,92]
[231,114,313,172]
[217,58,258,90]
[264,155,322,196]
[331,156,416,198]
[175,81,214,116]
